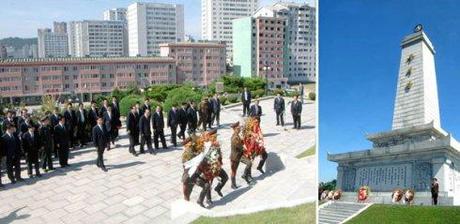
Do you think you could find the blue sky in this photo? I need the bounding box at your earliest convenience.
[0,0,312,39]
[319,0,460,182]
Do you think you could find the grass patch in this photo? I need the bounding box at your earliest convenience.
[192,203,316,224]
[347,204,460,224]
[296,145,316,159]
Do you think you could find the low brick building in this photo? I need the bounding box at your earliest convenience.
[0,57,176,104]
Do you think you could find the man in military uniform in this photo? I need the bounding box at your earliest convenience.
[198,97,211,131]
[230,122,253,187]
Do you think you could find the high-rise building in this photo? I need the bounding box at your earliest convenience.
[127,2,184,57]
[0,45,7,59]
[254,2,316,83]
[201,0,258,63]
[160,41,226,86]
[68,20,126,57]
[103,8,127,21]
[38,26,69,58]
[53,21,67,34]
[233,16,288,88]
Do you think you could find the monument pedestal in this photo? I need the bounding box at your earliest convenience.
[338,191,453,206]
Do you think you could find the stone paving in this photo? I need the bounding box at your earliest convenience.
[0,98,316,224]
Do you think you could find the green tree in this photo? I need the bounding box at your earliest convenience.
[163,85,203,113]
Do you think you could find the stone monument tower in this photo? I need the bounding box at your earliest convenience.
[328,25,460,205]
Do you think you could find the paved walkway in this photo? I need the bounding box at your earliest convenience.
[0,98,316,224]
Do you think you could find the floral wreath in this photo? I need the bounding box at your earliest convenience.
[357,186,370,202]
[391,189,404,203]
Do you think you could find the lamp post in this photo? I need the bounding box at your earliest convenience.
[262,64,271,96]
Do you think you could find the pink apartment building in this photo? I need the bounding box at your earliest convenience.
[0,57,176,104]
[159,42,226,86]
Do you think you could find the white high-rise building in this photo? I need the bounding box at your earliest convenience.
[68,20,126,57]
[127,2,184,56]
[201,0,258,63]
[37,27,69,58]
[254,2,316,83]
[104,8,127,21]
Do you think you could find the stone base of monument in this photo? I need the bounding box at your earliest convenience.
[338,192,453,206]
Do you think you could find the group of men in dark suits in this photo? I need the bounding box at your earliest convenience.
[0,97,123,187]
[125,95,222,156]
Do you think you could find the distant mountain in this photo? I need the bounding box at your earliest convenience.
[0,37,37,49]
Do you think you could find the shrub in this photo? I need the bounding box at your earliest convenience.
[286,90,300,97]
[163,86,203,113]
[308,92,316,101]
[219,96,228,105]
[243,77,266,91]
[272,88,285,96]
[253,89,265,98]
[227,94,239,104]
[120,94,161,116]
[144,84,179,102]
[41,95,56,114]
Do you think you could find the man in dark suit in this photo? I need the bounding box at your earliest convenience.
[88,101,99,135]
[167,104,179,147]
[50,108,60,158]
[274,93,285,126]
[2,110,15,132]
[126,106,139,156]
[22,125,41,178]
[141,98,151,118]
[111,96,121,140]
[3,124,24,183]
[92,117,109,172]
[39,117,54,172]
[291,95,302,129]
[134,102,141,145]
[99,99,109,117]
[241,87,252,117]
[177,102,188,140]
[211,94,221,127]
[64,103,77,148]
[187,101,198,134]
[76,103,88,147]
[152,106,167,150]
[103,105,116,147]
[139,109,154,154]
[249,100,262,122]
[54,115,70,167]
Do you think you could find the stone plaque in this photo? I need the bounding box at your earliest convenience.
[355,164,412,191]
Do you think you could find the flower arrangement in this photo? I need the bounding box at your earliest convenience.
[182,134,205,163]
[391,189,404,203]
[333,189,342,200]
[404,189,415,206]
[242,117,265,158]
[357,186,370,202]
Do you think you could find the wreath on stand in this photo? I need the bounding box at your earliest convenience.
[357,186,370,202]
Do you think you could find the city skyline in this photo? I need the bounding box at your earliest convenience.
[0,0,313,40]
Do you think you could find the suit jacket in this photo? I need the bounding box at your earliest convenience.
[21,131,40,160]
[274,97,285,113]
[126,112,139,134]
[211,98,221,113]
[167,109,179,127]
[92,125,108,150]
[39,125,53,150]
[152,112,165,131]
[141,104,151,117]
[177,108,188,126]
[139,115,152,136]
[187,107,198,127]
[241,91,252,104]
[88,108,99,127]
[54,124,70,148]
[2,133,22,158]
[111,102,121,127]
[76,109,87,126]
[49,114,60,128]
[2,118,15,132]
[250,105,262,117]
[103,112,114,132]
[64,109,77,128]
[99,106,108,117]
[291,100,302,115]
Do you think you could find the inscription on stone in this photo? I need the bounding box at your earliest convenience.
[355,164,412,191]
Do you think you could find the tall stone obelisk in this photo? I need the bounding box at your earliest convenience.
[392,25,441,130]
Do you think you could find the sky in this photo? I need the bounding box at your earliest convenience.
[0,0,313,39]
[319,0,460,182]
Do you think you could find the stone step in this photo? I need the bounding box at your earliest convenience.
[319,216,342,224]
[319,202,370,224]
[319,210,354,218]
[321,207,363,214]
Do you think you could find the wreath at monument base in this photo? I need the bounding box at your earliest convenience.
[357,186,370,202]
[404,189,415,205]
[391,189,404,203]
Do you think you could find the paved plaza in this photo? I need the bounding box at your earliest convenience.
[0,98,316,224]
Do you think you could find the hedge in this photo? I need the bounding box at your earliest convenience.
[120,94,160,116]
[163,86,203,113]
